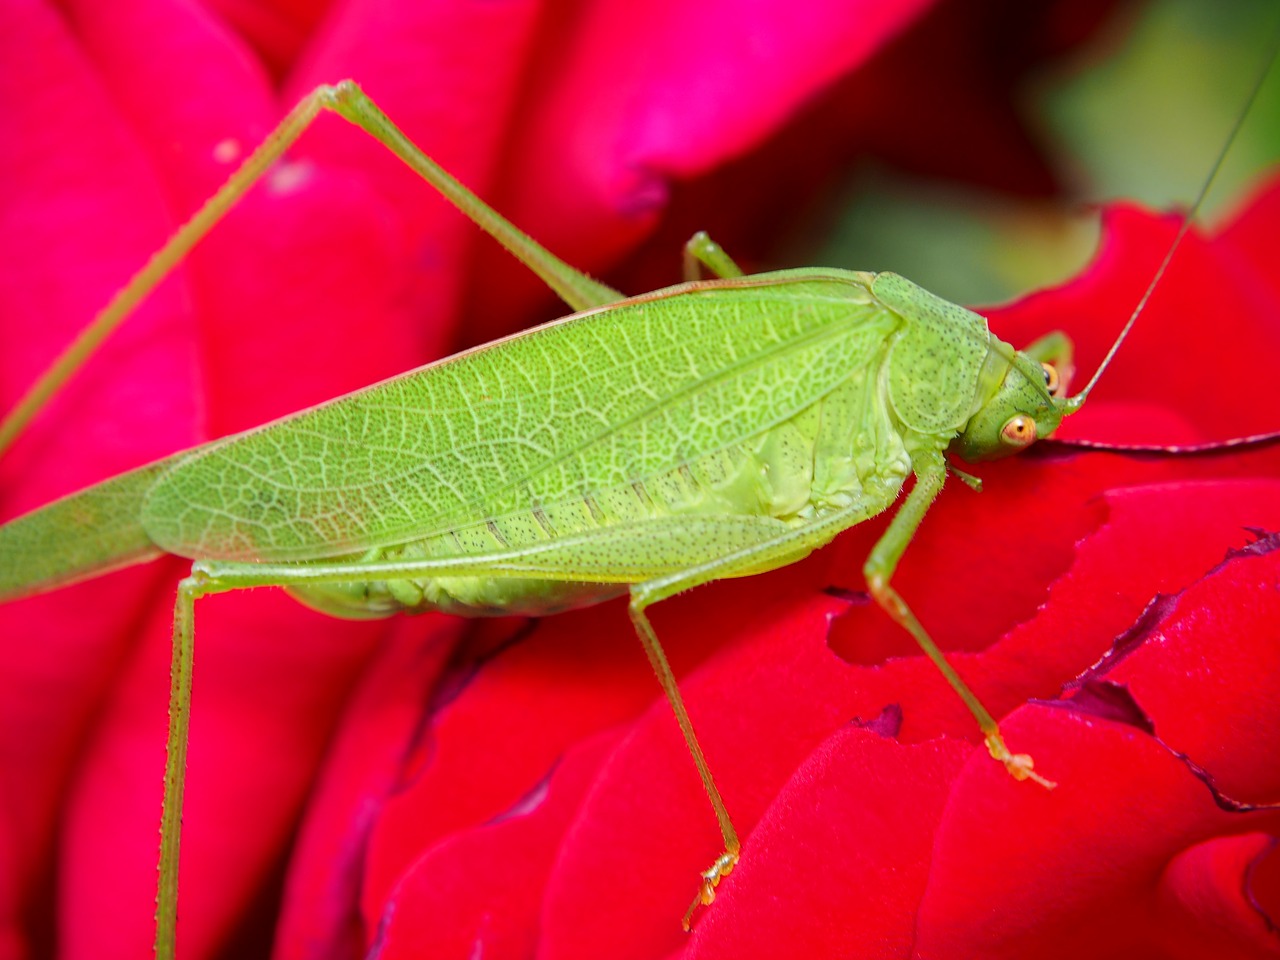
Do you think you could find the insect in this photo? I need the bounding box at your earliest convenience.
[3,9,1279,960]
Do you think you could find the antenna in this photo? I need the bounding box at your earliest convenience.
[1064,24,1280,413]
[1043,428,1280,457]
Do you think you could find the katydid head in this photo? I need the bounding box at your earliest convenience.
[950,346,1069,462]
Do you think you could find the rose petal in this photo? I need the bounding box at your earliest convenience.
[0,2,199,952]
[275,616,461,960]
[468,0,940,340]
[688,727,971,958]
[375,731,622,960]
[916,536,1280,959]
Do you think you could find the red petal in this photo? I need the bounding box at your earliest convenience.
[688,728,971,959]
[916,536,1280,959]
[468,0,940,339]
[0,3,199,952]
[275,618,460,960]
[376,732,621,960]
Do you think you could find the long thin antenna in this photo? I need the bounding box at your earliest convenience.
[1043,427,1280,457]
[1066,23,1280,411]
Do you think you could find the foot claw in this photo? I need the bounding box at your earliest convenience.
[986,733,1057,790]
[682,850,738,931]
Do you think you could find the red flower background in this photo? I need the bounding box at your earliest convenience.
[1,1,1278,958]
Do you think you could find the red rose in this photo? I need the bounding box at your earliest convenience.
[3,2,1277,959]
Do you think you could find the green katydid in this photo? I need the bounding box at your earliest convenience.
[1,26,1278,960]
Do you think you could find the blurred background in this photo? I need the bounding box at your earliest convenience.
[605,0,1280,310]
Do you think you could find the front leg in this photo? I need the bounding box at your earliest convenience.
[863,448,1055,789]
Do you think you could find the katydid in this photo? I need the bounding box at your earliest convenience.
[1,35,1277,960]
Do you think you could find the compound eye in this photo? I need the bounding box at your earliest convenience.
[1040,362,1061,397]
[1000,415,1037,448]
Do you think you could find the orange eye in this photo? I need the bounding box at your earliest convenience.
[1000,415,1037,447]
[1041,362,1061,397]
